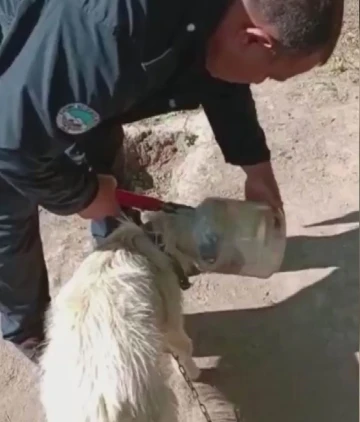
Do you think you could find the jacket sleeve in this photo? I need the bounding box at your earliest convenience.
[0,0,147,215]
[201,76,270,166]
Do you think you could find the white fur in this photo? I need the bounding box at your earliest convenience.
[39,219,200,422]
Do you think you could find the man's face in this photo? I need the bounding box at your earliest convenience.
[205,2,326,84]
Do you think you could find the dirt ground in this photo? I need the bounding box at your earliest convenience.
[0,2,358,421]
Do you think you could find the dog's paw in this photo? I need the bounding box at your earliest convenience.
[189,365,201,381]
[170,354,201,380]
[185,359,201,381]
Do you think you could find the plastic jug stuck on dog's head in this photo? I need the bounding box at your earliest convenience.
[191,197,286,278]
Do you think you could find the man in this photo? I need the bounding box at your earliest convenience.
[0,0,343,360]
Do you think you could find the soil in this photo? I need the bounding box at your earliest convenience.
[0,2,358,421]
[123,127,198,195]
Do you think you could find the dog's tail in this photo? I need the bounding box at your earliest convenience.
[39,250,174,422]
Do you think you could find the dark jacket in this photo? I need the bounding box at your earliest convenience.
[0,0,270,215]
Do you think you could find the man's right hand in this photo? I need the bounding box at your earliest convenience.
[242,162,283,211]
[78,174,119,220]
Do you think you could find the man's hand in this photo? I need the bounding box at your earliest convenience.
[78,174,119,220]
[242,162,283,210]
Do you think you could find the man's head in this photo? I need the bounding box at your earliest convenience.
[206,0,344,84]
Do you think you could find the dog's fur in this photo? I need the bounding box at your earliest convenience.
[39,216,201,422]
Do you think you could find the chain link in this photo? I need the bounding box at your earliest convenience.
[171,353,243,422]
[171,353,213,422]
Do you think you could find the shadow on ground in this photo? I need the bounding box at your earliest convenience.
[186,212,359,422]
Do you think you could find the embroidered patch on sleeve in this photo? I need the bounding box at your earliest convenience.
[56,103,100,135]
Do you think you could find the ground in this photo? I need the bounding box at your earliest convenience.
[0,3,358,421]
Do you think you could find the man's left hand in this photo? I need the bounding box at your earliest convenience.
[242,161,283,211]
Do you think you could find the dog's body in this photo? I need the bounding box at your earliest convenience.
[39,219,200,422]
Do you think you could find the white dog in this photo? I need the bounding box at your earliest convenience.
[39,215,201,422]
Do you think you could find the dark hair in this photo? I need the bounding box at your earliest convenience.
[249,0,343,55]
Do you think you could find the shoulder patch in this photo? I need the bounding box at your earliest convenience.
[56,103,100,135]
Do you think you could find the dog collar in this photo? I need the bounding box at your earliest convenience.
[144,222,192,291]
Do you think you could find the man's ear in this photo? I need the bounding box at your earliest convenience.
[242,27,274,49]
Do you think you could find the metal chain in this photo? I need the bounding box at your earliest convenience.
[171,352,213,422]
[171,353,243,422]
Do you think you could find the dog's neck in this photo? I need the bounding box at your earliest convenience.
[143,220,197,290]
[98,216,199,289]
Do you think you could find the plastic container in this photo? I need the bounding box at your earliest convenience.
[184,197,286,278]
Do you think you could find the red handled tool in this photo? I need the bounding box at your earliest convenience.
[115,189,194,213]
